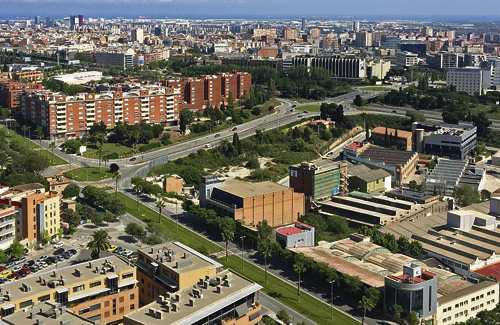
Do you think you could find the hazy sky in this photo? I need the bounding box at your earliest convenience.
[2,0,500,20]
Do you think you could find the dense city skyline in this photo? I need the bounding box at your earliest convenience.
[2,0,500,21]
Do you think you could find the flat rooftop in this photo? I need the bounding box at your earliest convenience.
[380,201,500,266]
[371,126,412,139]
[137,242,222,275]
[0,255,134,305]
[215,179,290,198]
[124,269,262,325]
[385,188,438,202]
[1,302,94,325]
[358,148,416,167]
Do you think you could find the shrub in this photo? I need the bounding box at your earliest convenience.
[107,152,119,159]
[139,142,161,152]
[161,138,172,146]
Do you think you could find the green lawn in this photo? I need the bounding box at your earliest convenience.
[5,129,40,149]
[299,104,321,112]
[471,105,500,119]
[359,86,389,91]
[218,256,359,325]
[36,150,68,166]
[115,192,222,254]
[82,142,136,159]
[64,167,113,181]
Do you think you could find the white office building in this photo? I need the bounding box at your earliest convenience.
[446,67,484,95]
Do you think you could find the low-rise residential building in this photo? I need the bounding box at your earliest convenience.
[0,185,61,244]
[0,256,139,324]
[124,269,262,325]
[347,163,392,193]
[135,242,222,305]
[0,206,17,250]
[44,174,71,194]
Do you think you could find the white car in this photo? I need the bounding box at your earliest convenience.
[53,242,64,248]
[204,144,212,149]
[37,255,48,263]
[37,261,48,268]
[12,266,22,273]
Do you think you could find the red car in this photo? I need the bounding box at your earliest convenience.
[8,272,22,280]
[21,267,31,274]
[0,266,5,272]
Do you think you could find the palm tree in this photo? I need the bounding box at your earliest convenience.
[219,218,236,261]
[112,171,122,197]
[155,196,166,223]
[49,142,56,163]
[21,125,28,142]
[97,148,103,168]
[35,126,44,146]
[293,254,308,302]
[87,229,110,259]
[102,156,109,171]
[358,296,376,325]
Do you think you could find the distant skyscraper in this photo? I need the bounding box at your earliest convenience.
[301,16,306,31]
[353,21,360,31]
[131,28,144,44]
[78,15,84,27]
[45,17,52,27]
[69,15,78,29]
[34,16,41,25]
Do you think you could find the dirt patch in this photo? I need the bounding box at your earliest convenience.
[167,131,181,142]
[213,158,274,180]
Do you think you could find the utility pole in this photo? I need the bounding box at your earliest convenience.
[317,126,320,155]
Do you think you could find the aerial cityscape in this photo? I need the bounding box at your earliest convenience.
[2,2,500,325]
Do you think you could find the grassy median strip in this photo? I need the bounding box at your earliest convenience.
[115,192,222,254]
[116,192,358,325]
[218,255,359,325]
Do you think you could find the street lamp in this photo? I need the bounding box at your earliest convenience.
[240,235,246,270]
[330,280,335,320]
[175,202,178,233]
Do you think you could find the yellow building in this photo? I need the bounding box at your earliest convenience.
[0,256,139,324]
[437,280,498,324]
[136,242,221,305]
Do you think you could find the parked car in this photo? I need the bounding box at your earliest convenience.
[37,261,48,268]
[121,250,133,257]
[19,270,29,277]
[23,260,35,268]
[15,257,27,265]
[114,247,124,254]
[56,255,64,262]
[21,267,31,275]
[0,278,7,284]
[128,252,138,259]
[47,256,58,264]
[9,272,22,280]
[11,266,22,273]
[37,255,48,263]
[0,266,5,272]
[53,242,64,248]
[54,248,65,255]
[29,265,39,272]
[107,245,117,252]
[5,262,15,269]
[62,252,71,259]
[69,249,77,255]
[0,270,12,278]
[123,251,135,258]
